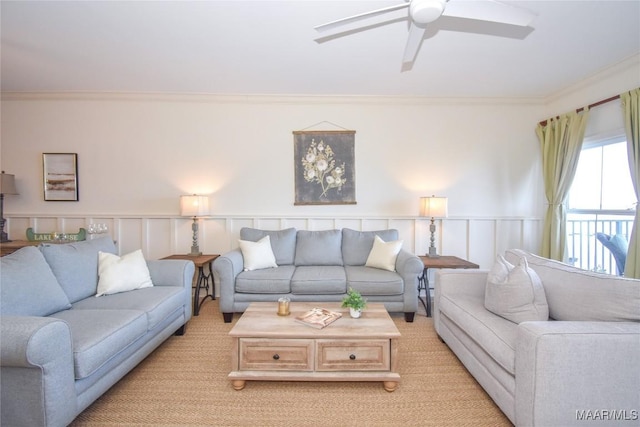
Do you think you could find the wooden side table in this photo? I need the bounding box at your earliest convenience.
[162,254,219,316]
[418,255,479,317]
[1,240,40,256]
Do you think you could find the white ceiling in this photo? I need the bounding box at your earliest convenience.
[1,0,639,98]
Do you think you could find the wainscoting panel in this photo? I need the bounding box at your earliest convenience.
[6,215,543,272]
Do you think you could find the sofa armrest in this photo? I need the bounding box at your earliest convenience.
[516,321,640,426]
[212,249,245,313]
[147,259,195,323]
[147,259,195,288]
[435,269,489,298]
[1,316,77,427]
[434,269,489,333]
[395,249,423,310]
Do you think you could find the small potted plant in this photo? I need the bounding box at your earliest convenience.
[342,287,367,318]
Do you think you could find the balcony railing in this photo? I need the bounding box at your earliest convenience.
[566,212,634,275]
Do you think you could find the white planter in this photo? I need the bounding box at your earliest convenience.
[349,307,362,318]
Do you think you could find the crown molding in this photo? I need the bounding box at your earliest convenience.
[0,90,543,107]
[543,53,640,106]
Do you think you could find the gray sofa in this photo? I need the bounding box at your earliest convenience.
[213,228,423,323]
[0,237,195,427]
[434,248,640,426]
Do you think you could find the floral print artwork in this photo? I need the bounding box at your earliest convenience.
[293,130,356,205]
[302,139,346,199]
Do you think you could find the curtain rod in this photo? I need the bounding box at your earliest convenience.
[538,94,620,127]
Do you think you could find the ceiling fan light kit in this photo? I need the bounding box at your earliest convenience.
[410,0,447,25]
[315,0,537,70]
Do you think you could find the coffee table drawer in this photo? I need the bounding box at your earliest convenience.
[316,339,390,371]
[239,338,314,371]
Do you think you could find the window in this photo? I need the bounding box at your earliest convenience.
[566,136,636,274]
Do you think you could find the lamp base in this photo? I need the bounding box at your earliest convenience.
[188,246,202,257]
[427,246,440,258]
[0,214,9,243]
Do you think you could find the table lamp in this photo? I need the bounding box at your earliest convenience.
[180,194,210,256]
[419,195,448,257]
[1,171,18,243]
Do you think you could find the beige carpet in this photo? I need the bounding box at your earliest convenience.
[71,300,511,426]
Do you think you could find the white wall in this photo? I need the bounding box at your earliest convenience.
[2,95,543,217]
[1,56,638,268]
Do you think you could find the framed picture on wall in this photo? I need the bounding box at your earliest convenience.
[43,153,79,201]
[293,130,356,205]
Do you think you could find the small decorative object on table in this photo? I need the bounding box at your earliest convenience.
[277,297,290,316]
[87,223,109,238]
[342,287,367,318]
[26,227,86,243]
[295,307,342,329]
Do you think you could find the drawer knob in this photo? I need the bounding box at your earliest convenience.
[273,354,280,360]
[349,354,356,360]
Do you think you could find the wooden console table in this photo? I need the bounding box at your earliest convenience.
[0,240,40,257]
[418,255,479,317]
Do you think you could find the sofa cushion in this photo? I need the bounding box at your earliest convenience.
[240,227,296,265]
[0,246,72,316]
[238,235,278,271]
[294,229,343,266]
[49,308,147,379]
[345,266,404,295]
[505,249,640,322]
[235,265,295,294]
[72,286,184,331]
[96,250,153,297]
[291,266,346,294]
[365,235,403,272]
[39,236,117,303]
[439,291,518,375]
[342,228,399,266]
[484,255,549,323]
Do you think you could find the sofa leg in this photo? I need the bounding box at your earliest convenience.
[223,312,233,323]
[174,324,187,336]
[404,312,415,322]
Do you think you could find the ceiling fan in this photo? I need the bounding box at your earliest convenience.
[314,0,537,70]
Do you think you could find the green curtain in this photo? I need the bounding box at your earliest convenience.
[622,88,640,278]
[536,109,589,261]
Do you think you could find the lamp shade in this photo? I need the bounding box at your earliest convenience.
[419,196,448,218]
[0,172,18,195]
[180,195,210,217]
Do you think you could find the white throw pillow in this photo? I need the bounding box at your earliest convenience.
[365,235,403,272]
[96,249,153,297]
[239,235,278,271]
[484,255,549,323]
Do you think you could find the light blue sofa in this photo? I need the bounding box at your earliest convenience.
[213,228,423,323]
[0,237,195,427]
[434,248,640,426]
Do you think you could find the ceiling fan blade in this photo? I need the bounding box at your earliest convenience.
[402,22,426,65]
[443,0,537,27]
[315,3,409,32]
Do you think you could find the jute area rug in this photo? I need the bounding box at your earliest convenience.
[71,300,511,426]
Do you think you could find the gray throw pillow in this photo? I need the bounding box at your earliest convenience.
[239,227,297,265]
[342,228,399,266]
[1,246,71,316]
[294,229,343,266]
[484,255,549,323]
[39,236,117,303]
